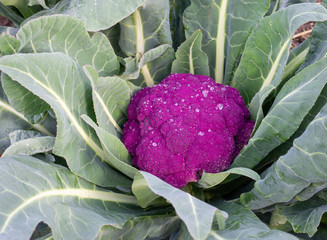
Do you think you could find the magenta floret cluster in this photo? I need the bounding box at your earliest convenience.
[122,73,254,188]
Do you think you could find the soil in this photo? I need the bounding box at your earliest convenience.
[0,16,13,27]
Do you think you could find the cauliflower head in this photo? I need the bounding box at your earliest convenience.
[122,73,254,188]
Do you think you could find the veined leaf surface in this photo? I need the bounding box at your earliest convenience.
[82,115,138,180]
[119,0,173,86]
[298,1,327,71]
[206,201,298,240]
[2,136,55,157]
[120,44,175,87]
[198,167,260,189]
[277,196,327,237]
[84,66,131,136]
[135,172,228,240]
[26,0,145,31]
[2,15,120,117]
[0,82,51,153]
[232,57,327,169]
[0,33,20,56]
[171,30,209,76]
[0,155,141,240]
[0,53,131,187]
[241,102,327,209]
[96,215,181,240]
[183,0,269,84]
[232,3,327,105]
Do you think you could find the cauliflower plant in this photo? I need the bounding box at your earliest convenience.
[122,73,254,188]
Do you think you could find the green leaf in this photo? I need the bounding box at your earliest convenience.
[82,115,138,180]
[84,66,131,136]
[1,0,41,18]
[2,136,55,157]
[120,44,175,87]
[119,0,173,86]
[277,197,327,237]
[282,39,310,82]
[169,0,191,50]
[298,0,327,72]
[132,172,164,208]
[28,0,48,9]
[2,73,50,116]
[3,15,120,117]
[0,83,52,154]
[96,215,181,240]
[231,57,327,169]
[171,30,209,75]
[0,33,19,56]
[119,0,171,56]
[232,3,327,105]
[197,167,260,189]
[241,102,327,210]
[18,15,120,77]
[0,155,142,240]
[135,171,228,240]
[0,3,24,27]
[206,201,298,240]
[183,0,269,84]
[27,0,145,32]
[0,52,131,188]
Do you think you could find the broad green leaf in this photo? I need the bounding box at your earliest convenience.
[232,3,327,105]
[0,155,142,240]
[82,115,138,180]
[282,39,310,82]
[2,73,50,116]
[231,57,327,169]
[298,0,327,72]
[8,130,41,143]
[169,0,191,50]
[241,102,327,210]
[206,201,298,240]
[197,167,260,189]
[2,136,55,157]
[0,52,131,188]
[183,0,269,84]
[296,182,327,201]
[119,0,173,86]
[101,24,124,57]
[135,171,228,240]
[0,83,52,154]
[18,15,120,77]
[120,44,175,87]
[1,0,40,18]
[0,33,19,55]
[84,66,131,136]
[277,196,327,237]
[132,172,166,208]
[96,215,181,240]
[0,3,24,27]
[119,0,171,56]
[171,30,209,75]
[3,15,120,117]
[28,0,48,9]
[27,0,145,32]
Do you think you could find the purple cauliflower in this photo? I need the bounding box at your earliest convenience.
[122,73,254,188]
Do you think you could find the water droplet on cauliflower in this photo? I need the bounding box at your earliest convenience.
[122,73,254,188]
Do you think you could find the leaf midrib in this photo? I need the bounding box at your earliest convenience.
[215,0,228,84]
[0,99,53,136]
[0,65,106,159]
[0,188,138,233]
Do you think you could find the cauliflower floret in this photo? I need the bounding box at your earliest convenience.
[122,73,254,188]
